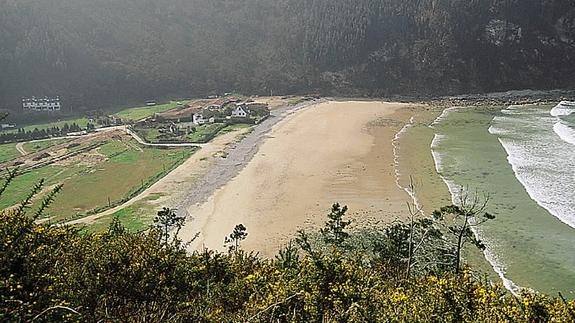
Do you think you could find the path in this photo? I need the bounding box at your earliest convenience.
[15,142,27,155]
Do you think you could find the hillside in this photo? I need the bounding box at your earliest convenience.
[1,0,575,111]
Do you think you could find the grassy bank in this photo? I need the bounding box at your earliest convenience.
[14,117,90,133]
[86,193,164,233]
[0,143,20,163]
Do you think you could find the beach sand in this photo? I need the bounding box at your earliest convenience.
[179,101,427,257]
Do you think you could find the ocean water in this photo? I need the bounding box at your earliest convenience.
[430,103,575,296]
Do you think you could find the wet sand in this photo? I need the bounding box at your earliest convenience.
[179,101,425,256]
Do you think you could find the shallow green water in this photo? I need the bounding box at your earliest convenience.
[431,105,575,296]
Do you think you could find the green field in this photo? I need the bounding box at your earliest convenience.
[0,139,195,222]
[217,123,251,134]
[0,143,20,163]
[86,193,164,233]
[185,124,230,143]
[114,101,185,121]
[137,128,163,142]
[22,138,70,154]
[135,123,242,144]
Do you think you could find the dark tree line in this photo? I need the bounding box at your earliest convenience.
[0,123,83,144]
[1,0,574,111]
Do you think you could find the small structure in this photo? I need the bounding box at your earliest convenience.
[0,123,16,131]
[22,96,61,111]
[231,105,249,118]
[192,111,216,125]
[206,104,222,110]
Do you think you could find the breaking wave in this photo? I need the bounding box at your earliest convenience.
[491,106,575,229]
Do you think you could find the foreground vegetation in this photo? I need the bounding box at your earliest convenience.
[0,176,573,322]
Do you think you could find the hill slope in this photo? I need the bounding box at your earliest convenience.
[1,0,574,110]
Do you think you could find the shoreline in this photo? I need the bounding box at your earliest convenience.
[428,106,521,295]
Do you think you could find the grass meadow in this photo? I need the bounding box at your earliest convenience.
[0,139,195,223]
[0,143,20,163]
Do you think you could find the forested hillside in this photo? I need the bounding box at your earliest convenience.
[1,0,574,111]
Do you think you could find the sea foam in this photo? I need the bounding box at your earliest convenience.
[491,110,575,230]
[430,107,459,127]
[392,116,424,213]
[553,122,575,146]
[550,101,575,117]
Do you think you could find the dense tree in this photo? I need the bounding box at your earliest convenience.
[1,0,574,113]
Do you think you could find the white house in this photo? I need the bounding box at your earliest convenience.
[0,124,16,131]
[22,97,61,111]
[231,105,249,118]
[192,112,215,125]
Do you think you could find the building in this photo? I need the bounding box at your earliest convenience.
[231,105,249,118]
[22,97,61,111]
[206,104,222,110]
[0,124,16,131]
[192,112,215,125]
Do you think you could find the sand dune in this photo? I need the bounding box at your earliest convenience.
[179,101,421,256]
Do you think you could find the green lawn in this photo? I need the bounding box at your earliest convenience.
[114,101,185,121]
[0,166,63,210]
[0,139,195,222]
[218,123,251,134]
[0,143,20,163]
[134,122,243,144]
[136,128,163,142]
[185,124,227,143]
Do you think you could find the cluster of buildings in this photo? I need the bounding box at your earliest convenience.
[22,97,61,112]
[191,102,267,125]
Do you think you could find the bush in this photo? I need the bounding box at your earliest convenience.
[0,185,574,321]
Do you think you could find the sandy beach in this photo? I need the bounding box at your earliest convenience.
[179,101,427,256]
